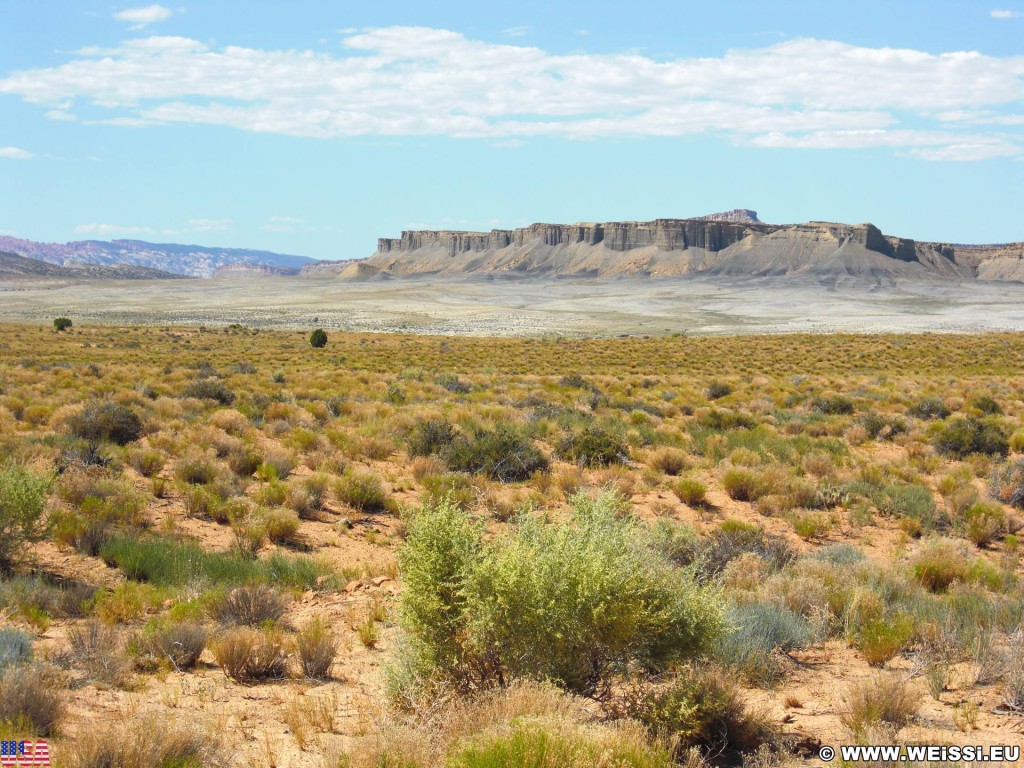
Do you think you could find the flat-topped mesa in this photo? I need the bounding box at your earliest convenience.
[378,218,775,256]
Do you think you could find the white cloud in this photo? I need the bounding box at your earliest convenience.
[503,26,530,38]
[185,218,233,232]
[991,9,1024,18]
[261,215,305,233]
[113,5,173,27]
[75,223,156,236]
[1,28,1022,160]
[0,146,33,159]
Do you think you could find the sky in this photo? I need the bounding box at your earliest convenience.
[1,1,1023,261]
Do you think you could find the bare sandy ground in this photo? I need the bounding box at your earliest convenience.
[2,273,1023,336]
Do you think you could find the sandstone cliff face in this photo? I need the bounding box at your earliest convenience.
[303,214,1020,284]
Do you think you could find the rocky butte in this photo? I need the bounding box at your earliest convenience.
[301,210,1024,283]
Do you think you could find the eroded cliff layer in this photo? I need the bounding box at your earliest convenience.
[303,214,1023,283]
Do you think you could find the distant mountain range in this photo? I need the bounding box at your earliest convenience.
[0,236,314,278]
[0,250,186,280]
[301,210,1024,284]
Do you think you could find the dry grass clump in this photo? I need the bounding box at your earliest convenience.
[141,621,208,670]
[57,714,224,768]
[839,673,919,736]
[342,680,683,768]
[0,663,65,736]
[334,467,391,513]
[64,620,132,686]
[208,584,287,626]
[910,538,970,593]
[648,447,690,476]
[210,627,289,682]
[296,617,338,680]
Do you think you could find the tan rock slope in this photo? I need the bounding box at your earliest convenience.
[303,210,1024,283]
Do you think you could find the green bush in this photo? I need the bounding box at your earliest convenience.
[310,328,328,348]
[717,603,815,685]
[181,378,236,405]
[67,400,143,445]
[395,491,724,701]
[907,397,951,420]
[333,468,390,513]
[450,720,675,768]
[53,317,72,332]
[705,381,732,400]
[934,416,1008,459]
[672,477,707,507]
[0,628,33,669]
[624,666,773,759]
[972,394,1003,415]
[555,427,629,468]
[408,418,460,457]
[873,483,940,530]
[0,466,50,572]
[442,426,549,482]
[811,395,855,415]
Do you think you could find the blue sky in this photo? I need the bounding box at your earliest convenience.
[1,1,1023,261]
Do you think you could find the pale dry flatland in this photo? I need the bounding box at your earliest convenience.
[3,273,1024,335]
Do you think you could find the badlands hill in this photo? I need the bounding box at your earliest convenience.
[302,211,1024,283]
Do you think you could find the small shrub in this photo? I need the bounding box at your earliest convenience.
[334,468,389,513]
[67,400,143,445]
[263,508,301,544]
[908,397,951,420]
[61,714,223,768]
[174,450,218,485]
[0,664,64,736]
[310,328,328,348]
[408,419,459,458]
[705,381,732,400]
[912,538,970,593]
[66,620,131,686]
[717,603,814,686]
[181,378,235,405]
[53,317,73,331]
[443,426,550,482]
[811,394,855,415]
[990,459,1024,508]
[0,628,33,669]
[962,500,1006,547]
[972,394,1002,415]
[852,612,914,667]
[839,674,918,736]
[296,618,337,680]
[624,666,773,760]
[435,372,470,394]
[934,416,1008,459]
[0,466,50,572]
[555,428,629,468]
[208,584,287,626]
[422,472,477,510]
[672,477,707,507]
[722,468,767,502]
[143,621,208,669]
[211,627,288,682]
[859,411,907,441]
[648,447,689,476]
[126,446,165,477]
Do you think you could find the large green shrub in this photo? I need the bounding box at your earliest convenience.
[181,378,236,405]
[0,466,50,572]
[309,328,328,348]
[555,427,629,467]
[933,416,1008,458]
[442,426,549,482]
[408,418,459,457]
[67,399,143,445]
[395,491,725,701]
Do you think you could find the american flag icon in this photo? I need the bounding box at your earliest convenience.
[0,740,49,766]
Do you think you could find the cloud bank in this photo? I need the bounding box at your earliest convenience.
[1,27,1022,160]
